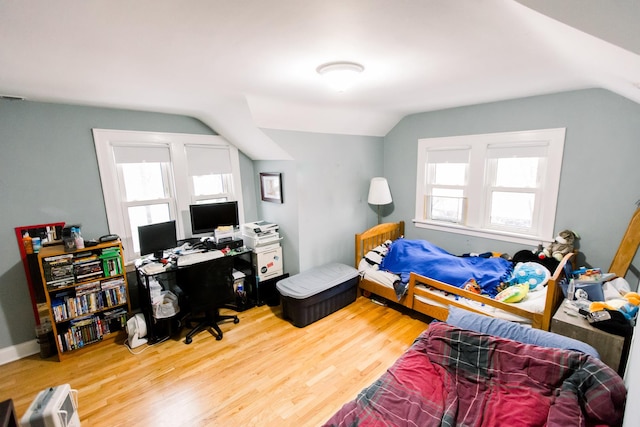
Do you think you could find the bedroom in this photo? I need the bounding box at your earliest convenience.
[1,1,640,425]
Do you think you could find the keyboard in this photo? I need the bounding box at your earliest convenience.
[177,250,224,267]
[180,249,204,255]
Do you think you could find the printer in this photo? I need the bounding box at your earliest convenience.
[242,220,278,236]
[242,220,281,251]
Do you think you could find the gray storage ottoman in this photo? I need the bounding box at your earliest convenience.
[276,263,359,327]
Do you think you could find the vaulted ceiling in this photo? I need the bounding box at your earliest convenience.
[1,1,639,160]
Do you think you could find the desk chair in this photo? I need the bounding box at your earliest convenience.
[177,256,239,344]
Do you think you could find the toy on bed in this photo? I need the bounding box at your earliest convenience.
[322,308,626,427]
[494,261,551,302]
[539,229,579,261]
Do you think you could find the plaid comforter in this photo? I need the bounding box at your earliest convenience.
[323,322,627,427]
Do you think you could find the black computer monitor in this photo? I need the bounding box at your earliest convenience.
[138,220,178,259]
[189,201,239,235]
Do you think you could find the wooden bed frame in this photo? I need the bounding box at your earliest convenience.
[355,220,573,330]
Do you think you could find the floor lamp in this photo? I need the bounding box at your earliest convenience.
[368,177,392,224]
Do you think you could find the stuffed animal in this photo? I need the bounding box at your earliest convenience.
[541,230,579,261]
[590,292,640,321]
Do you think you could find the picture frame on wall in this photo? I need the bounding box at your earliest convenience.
[260,172,283,203]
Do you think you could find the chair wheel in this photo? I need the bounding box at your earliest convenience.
[185,337,192,344]
[233,317,240,324]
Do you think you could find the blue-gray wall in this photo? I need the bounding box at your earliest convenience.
[259,129,385,273]
[384,89,640,281]
[2,90,640,372]
[2,90,638,423]
[0,99,257,349]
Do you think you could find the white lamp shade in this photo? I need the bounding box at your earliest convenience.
[368,177,392,205]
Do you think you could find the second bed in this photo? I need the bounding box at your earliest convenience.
[356,221,573,330]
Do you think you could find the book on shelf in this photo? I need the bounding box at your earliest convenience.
[51,301,69,323]
[74,259,103,281]
[46,277,75,289]
[102,307,128,334]
[44,263,75,283]
[75,280,101,294]
[100,248,123,276]
[75,271,104,281]
[44,253,73,263]
[73,253,98,263]
[103,285,126,307]
[101,277,125,289]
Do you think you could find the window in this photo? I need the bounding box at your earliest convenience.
[185,145,235,204]
[415,128,565,245]
[93,129,244,262]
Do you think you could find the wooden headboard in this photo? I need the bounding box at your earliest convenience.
[355,221,405,267]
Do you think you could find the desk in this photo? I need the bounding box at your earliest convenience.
[135,247,254,343]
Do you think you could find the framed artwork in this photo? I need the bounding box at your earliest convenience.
[260,172,283,203]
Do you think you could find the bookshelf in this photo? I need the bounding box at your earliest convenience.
[37,241,131,361]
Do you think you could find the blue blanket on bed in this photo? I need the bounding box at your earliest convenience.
[379,239,512,298]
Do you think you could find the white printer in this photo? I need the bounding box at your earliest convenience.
[242,221,281,251]
[242,220,278,236]
[242,220,284,280]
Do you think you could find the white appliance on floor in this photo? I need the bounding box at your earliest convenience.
[126,313,148,349]
[20,384,80,427]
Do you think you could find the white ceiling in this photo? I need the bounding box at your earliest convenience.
[1,0,639,160]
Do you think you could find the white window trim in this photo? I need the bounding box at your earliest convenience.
[93,129,244,261]
[414,128,566,246]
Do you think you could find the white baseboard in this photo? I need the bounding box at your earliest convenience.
[0,339,40,365]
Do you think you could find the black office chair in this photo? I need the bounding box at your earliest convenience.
[177,256,239,344]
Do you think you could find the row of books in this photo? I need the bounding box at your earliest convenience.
[57,316,103,352]
[73,257,103,281]
[102,278,127,306]
[43,252,75,288]
[43,248,123,288]
[102,307,128,331]
[50,281,127,322]
[56,308,128,353]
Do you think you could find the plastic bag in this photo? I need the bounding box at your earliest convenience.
[153,290,180,319]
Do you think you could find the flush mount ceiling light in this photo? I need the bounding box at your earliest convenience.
[316,61,364,92]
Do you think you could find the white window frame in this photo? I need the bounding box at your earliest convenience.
[93,129,244,262]
[414,128,566,246]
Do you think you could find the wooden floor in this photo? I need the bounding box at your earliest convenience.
[1,297,430,426]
